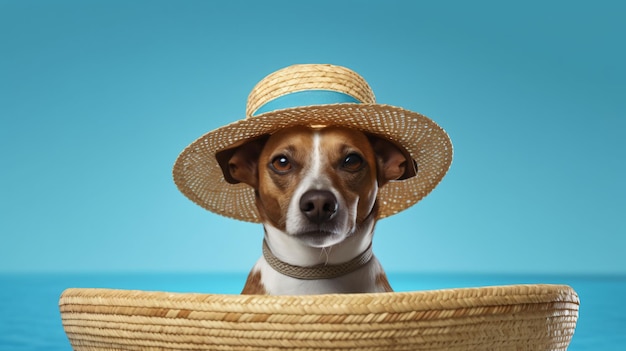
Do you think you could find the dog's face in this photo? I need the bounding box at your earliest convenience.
[217,126,415,248]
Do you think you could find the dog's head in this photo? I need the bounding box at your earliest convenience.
[216,126,416,247]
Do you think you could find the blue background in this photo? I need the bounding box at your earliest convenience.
[1,0,624,275]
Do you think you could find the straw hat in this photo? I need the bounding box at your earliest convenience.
[173,64,453,222]
[59,284,579,350]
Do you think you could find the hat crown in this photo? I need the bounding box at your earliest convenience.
[246,64,376,118]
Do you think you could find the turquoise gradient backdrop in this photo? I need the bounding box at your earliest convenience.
[1,0,624,274]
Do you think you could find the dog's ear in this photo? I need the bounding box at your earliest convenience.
[215,135,270,188]
[368,134,417,186]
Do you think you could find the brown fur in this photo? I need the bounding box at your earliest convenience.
[241,270,266,295]
[376,272,393,292]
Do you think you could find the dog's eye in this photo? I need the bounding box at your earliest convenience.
[342,153,364,172]
[270,155,292,173]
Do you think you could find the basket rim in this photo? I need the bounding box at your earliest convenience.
[59,284,579,315]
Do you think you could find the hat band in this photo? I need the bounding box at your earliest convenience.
[252,90,361,116]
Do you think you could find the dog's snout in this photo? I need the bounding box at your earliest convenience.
[299,190,338,223]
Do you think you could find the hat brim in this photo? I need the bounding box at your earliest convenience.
[173,103,453,222]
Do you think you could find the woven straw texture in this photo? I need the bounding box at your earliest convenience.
[246,64,376,116]
[59,284,578,351]
[173,64,453,222]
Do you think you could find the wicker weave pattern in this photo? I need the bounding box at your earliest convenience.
[246,64,376,116]
[59,284,578,351]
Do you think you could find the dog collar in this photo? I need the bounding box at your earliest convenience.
[262,240,374,280]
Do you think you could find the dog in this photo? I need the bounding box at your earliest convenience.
[173,64,452,295]
[216,125,417,295]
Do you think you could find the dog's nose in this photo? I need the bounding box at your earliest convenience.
[299,190,338,223]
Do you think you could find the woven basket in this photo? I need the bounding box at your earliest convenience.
[59,284,579,351]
